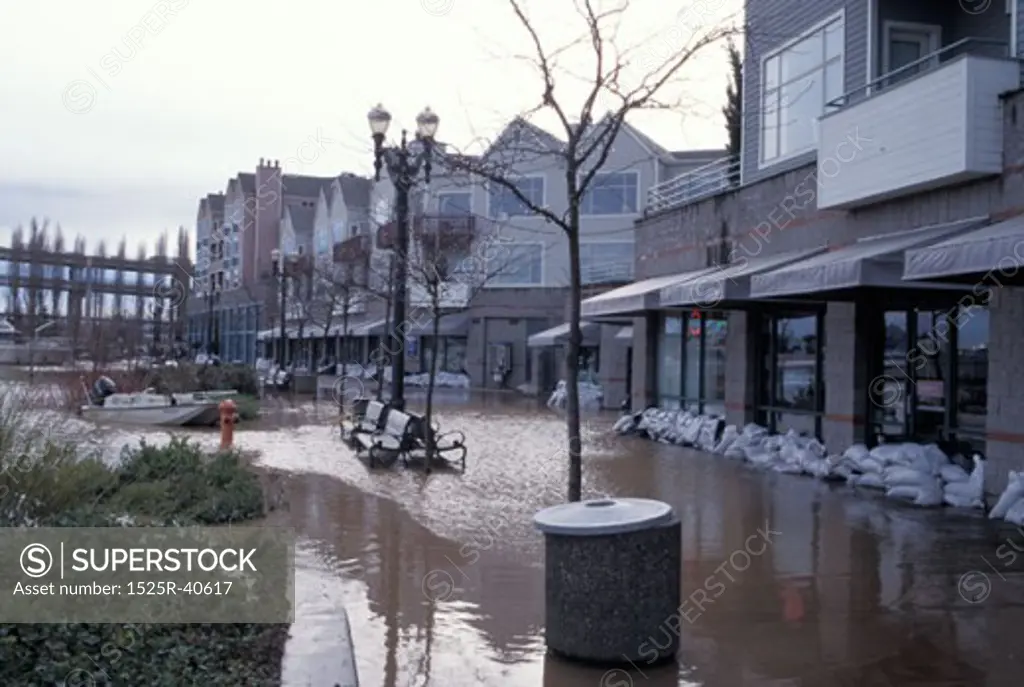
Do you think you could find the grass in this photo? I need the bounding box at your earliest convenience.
[0,393,289,686]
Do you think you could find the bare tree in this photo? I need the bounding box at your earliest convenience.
[441,0,738,500]
[399,213,511,471]
[309,236,371,375]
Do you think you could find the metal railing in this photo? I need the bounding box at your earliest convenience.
[827,37,1010,111]
[581,261,633,285]
[646,155,740,215]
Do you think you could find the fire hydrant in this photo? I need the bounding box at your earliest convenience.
[219,399,237,451]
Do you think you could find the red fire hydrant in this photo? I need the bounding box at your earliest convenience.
[219,399,237,451]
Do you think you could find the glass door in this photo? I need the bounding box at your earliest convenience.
[882,23,940,86]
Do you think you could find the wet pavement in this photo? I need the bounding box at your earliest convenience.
[53,390,1024,685]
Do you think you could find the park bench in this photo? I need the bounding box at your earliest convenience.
[406,412,468,472]
[341,400,386,444]
[353,409,415,468]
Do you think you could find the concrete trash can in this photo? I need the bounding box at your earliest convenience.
[533,498,681,665]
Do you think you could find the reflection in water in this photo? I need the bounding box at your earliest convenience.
[96,395,1024,685]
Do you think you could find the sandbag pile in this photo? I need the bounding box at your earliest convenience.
[547,380,604,409]
[614,407,987,511]
[405,372,471,388]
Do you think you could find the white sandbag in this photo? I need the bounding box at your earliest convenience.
[944,455,984,498]
[886,485,921,501]
[884,466,935,488]
[854,473,886,489]
[940,464,970,483]
[990,471,1024,520]
[1006,499,1024,526]
[612,415,634,434]
[843,444,870,462]
[914,480,944,507]
[853,456,885,474]
[869,443,908,466]
[805,458,833,480]
[772,461,803,474]
[943,491,984,509]
[713,425,738,454]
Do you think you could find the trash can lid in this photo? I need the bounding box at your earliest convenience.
[533,498,674,536]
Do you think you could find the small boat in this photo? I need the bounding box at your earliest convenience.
[80,377,221,427]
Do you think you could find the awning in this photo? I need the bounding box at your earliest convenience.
[406,312,471,336]
[581,266,719,320]
[659,247,827,307]
[750,218,987,299]
[527,321,599,347]
[615,326,633,341]
[903,214,1024,282]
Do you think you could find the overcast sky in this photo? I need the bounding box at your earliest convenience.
[0,0,740,256]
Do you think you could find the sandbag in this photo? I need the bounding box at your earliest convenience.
[940,464,970,483]
[870,443,908,465]
[713,425,738,454]
[843,444,870,462]
[1006,499,1024,526]
[989,471,1024,519]
[884,466,935,488]
[854,473,886,489]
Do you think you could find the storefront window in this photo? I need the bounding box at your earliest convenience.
[422,336,469,374]
[760,311,823,437]
[578,346,600,384]
[657,316,683,408]
[703,315,727,416]
[656,311,728,413]
[956,306,988,438]
[872,301,988,450]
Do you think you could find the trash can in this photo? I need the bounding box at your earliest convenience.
[533,498,681,665]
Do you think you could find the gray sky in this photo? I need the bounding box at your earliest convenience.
[0,0,740,256]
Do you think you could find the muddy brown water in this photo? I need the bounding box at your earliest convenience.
[57,390,1024,685]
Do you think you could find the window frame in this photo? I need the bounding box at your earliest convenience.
[436,190,474,215]
[486,175,546,219]
[756,309,826,439]
[579,171,641,217]
[487,242,545,287]
[758,10,845,168]
[655,310,729,414]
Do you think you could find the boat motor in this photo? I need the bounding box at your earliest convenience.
[89,376,117,406]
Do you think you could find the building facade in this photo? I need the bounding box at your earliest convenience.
[370,116,723,399]
[586,0,1024,494]
[186,159,369,364]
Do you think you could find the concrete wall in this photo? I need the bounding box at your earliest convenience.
[634,88,1024,497]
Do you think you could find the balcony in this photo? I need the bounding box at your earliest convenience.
[333,234,370,264]
[817,38,1018,210]
[377,214,476,252]
[646,156,739,214]
[409,281,471,309]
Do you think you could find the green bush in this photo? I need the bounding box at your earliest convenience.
[0,399,286,684]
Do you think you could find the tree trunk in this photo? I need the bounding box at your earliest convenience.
[341,294,350,380]
[565,202,583,502]
[424,300,441,475]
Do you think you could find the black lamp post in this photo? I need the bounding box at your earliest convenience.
[368,103,439,411]
[272,248,298,368]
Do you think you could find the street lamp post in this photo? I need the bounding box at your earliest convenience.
[271,248,299,369]
[367,103,439,411]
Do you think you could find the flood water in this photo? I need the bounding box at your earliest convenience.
[62,390,1024,685]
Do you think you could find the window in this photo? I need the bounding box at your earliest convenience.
[656,311,728,413]
[437,191,472,215]
[580,172,639,215]
[870,302,988,451]
[421,336,468,374]
[761,13,844,164]
[580,242,634,284]
[488,177,544,218]
[490,243,543,286]
[759,311,824,437]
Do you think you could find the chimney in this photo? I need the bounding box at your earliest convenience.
[273,159,279,168]
[259,157,265,166]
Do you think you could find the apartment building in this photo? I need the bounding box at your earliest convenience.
[585,0,1024,494]
[369,115,723,400]
[186,159,369,363]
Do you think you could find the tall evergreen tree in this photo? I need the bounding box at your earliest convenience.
[723,39,743,185]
